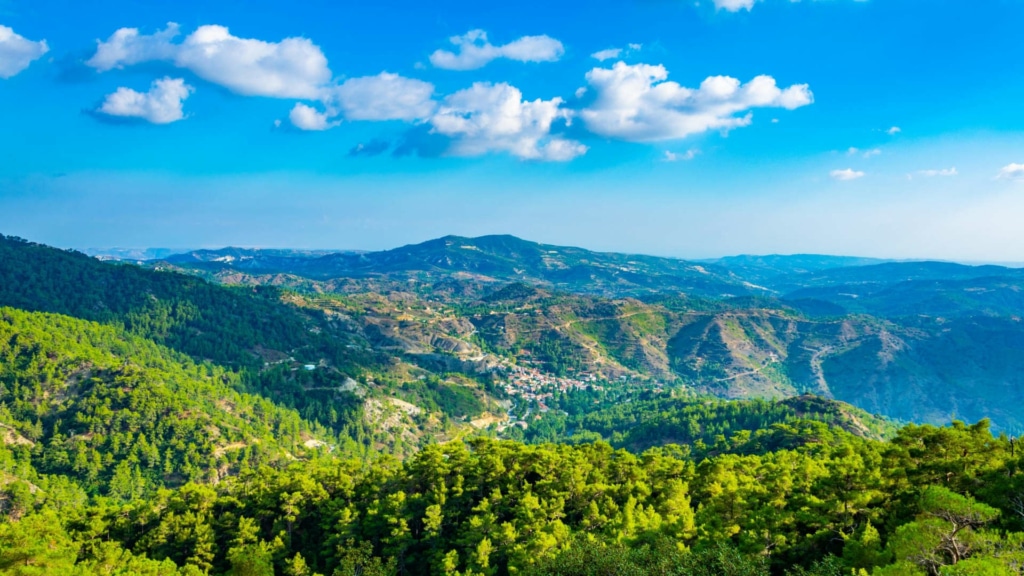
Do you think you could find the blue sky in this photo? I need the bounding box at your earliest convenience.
[1,0,1024,259]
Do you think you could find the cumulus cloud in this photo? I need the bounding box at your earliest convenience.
[591,43,642,62]
[429,82,586,161]
[86,22,179,71]
[429,29,564,70]
[714,0,758,11]
[830,168,865,181]
[591,48,622,62]
[887,126,902,135]
[996,163,1024,181]
[714,0,868,12]
[88,22,331,99]
[88,24,439,132]
[580,62,812,142]
[664,149,699,162]
[332,73,435,121]
[0,25,49,79]
[97,77,193,124]
[289,102,339,131]
[289,72,436,130]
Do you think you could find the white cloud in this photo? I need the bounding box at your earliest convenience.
[176,25,329,99]
[714,0,758,11]
[289,103,339,131]
[97,77,193,124]
[664,149,699,162]
[429,29,564,71]
[88,23,331,99]
[332,73,435,121]
[91,23,445,134]
[429,82,586,161]
[996,163,1024,181]
[847,147,881,158]
[712,0,761,10]
[580,62,812,142]
[86,22,180,71]
[591,48,622,61]
[715,0,868,12]
[915,167,957,178]
[887,126,901,135]
[289,72,436,130]
[0,25,49,79]
[591,43,643,62]
[830,168,865,181]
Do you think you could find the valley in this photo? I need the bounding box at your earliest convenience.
[3,232,1024,575]
[143,235,1024,433]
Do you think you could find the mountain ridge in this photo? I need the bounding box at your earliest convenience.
[163,234,759,299]
[7,233,1024,432]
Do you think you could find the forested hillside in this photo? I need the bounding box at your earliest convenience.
[0,235,375,372]
[0,235,503,457]
[517,394,897,453]
[3,408,1024,575]
[143,235,1024,433]
[0,307,338,495]
[2,234,1024,575]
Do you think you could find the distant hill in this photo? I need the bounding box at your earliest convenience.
[774,260,1024,290]
[784,275,1024,318]
[703,254,892,285]
[82,247,189,261]
[165,246,359,265]
[772,262,1024,318]
[164,235,759,298]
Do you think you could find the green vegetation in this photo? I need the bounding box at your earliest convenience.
[0,235,482,456]
[0,236,375,373]
[2,235,1024,575]
[3,410,1024,575]
[0,307,333,496]
[518,393,897,453]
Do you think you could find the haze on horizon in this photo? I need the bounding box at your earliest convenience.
[2,0,1023,261]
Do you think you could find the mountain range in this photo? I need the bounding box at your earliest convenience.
[144,234,1024,431]
[6,233,1024,434]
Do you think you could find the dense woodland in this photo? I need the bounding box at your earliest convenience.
[3,235,1024,574]
[2,314,1022,576]
[3,390,1024,575]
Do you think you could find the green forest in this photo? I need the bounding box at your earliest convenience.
[2,235,1024,575]
[2,307,1024,575]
